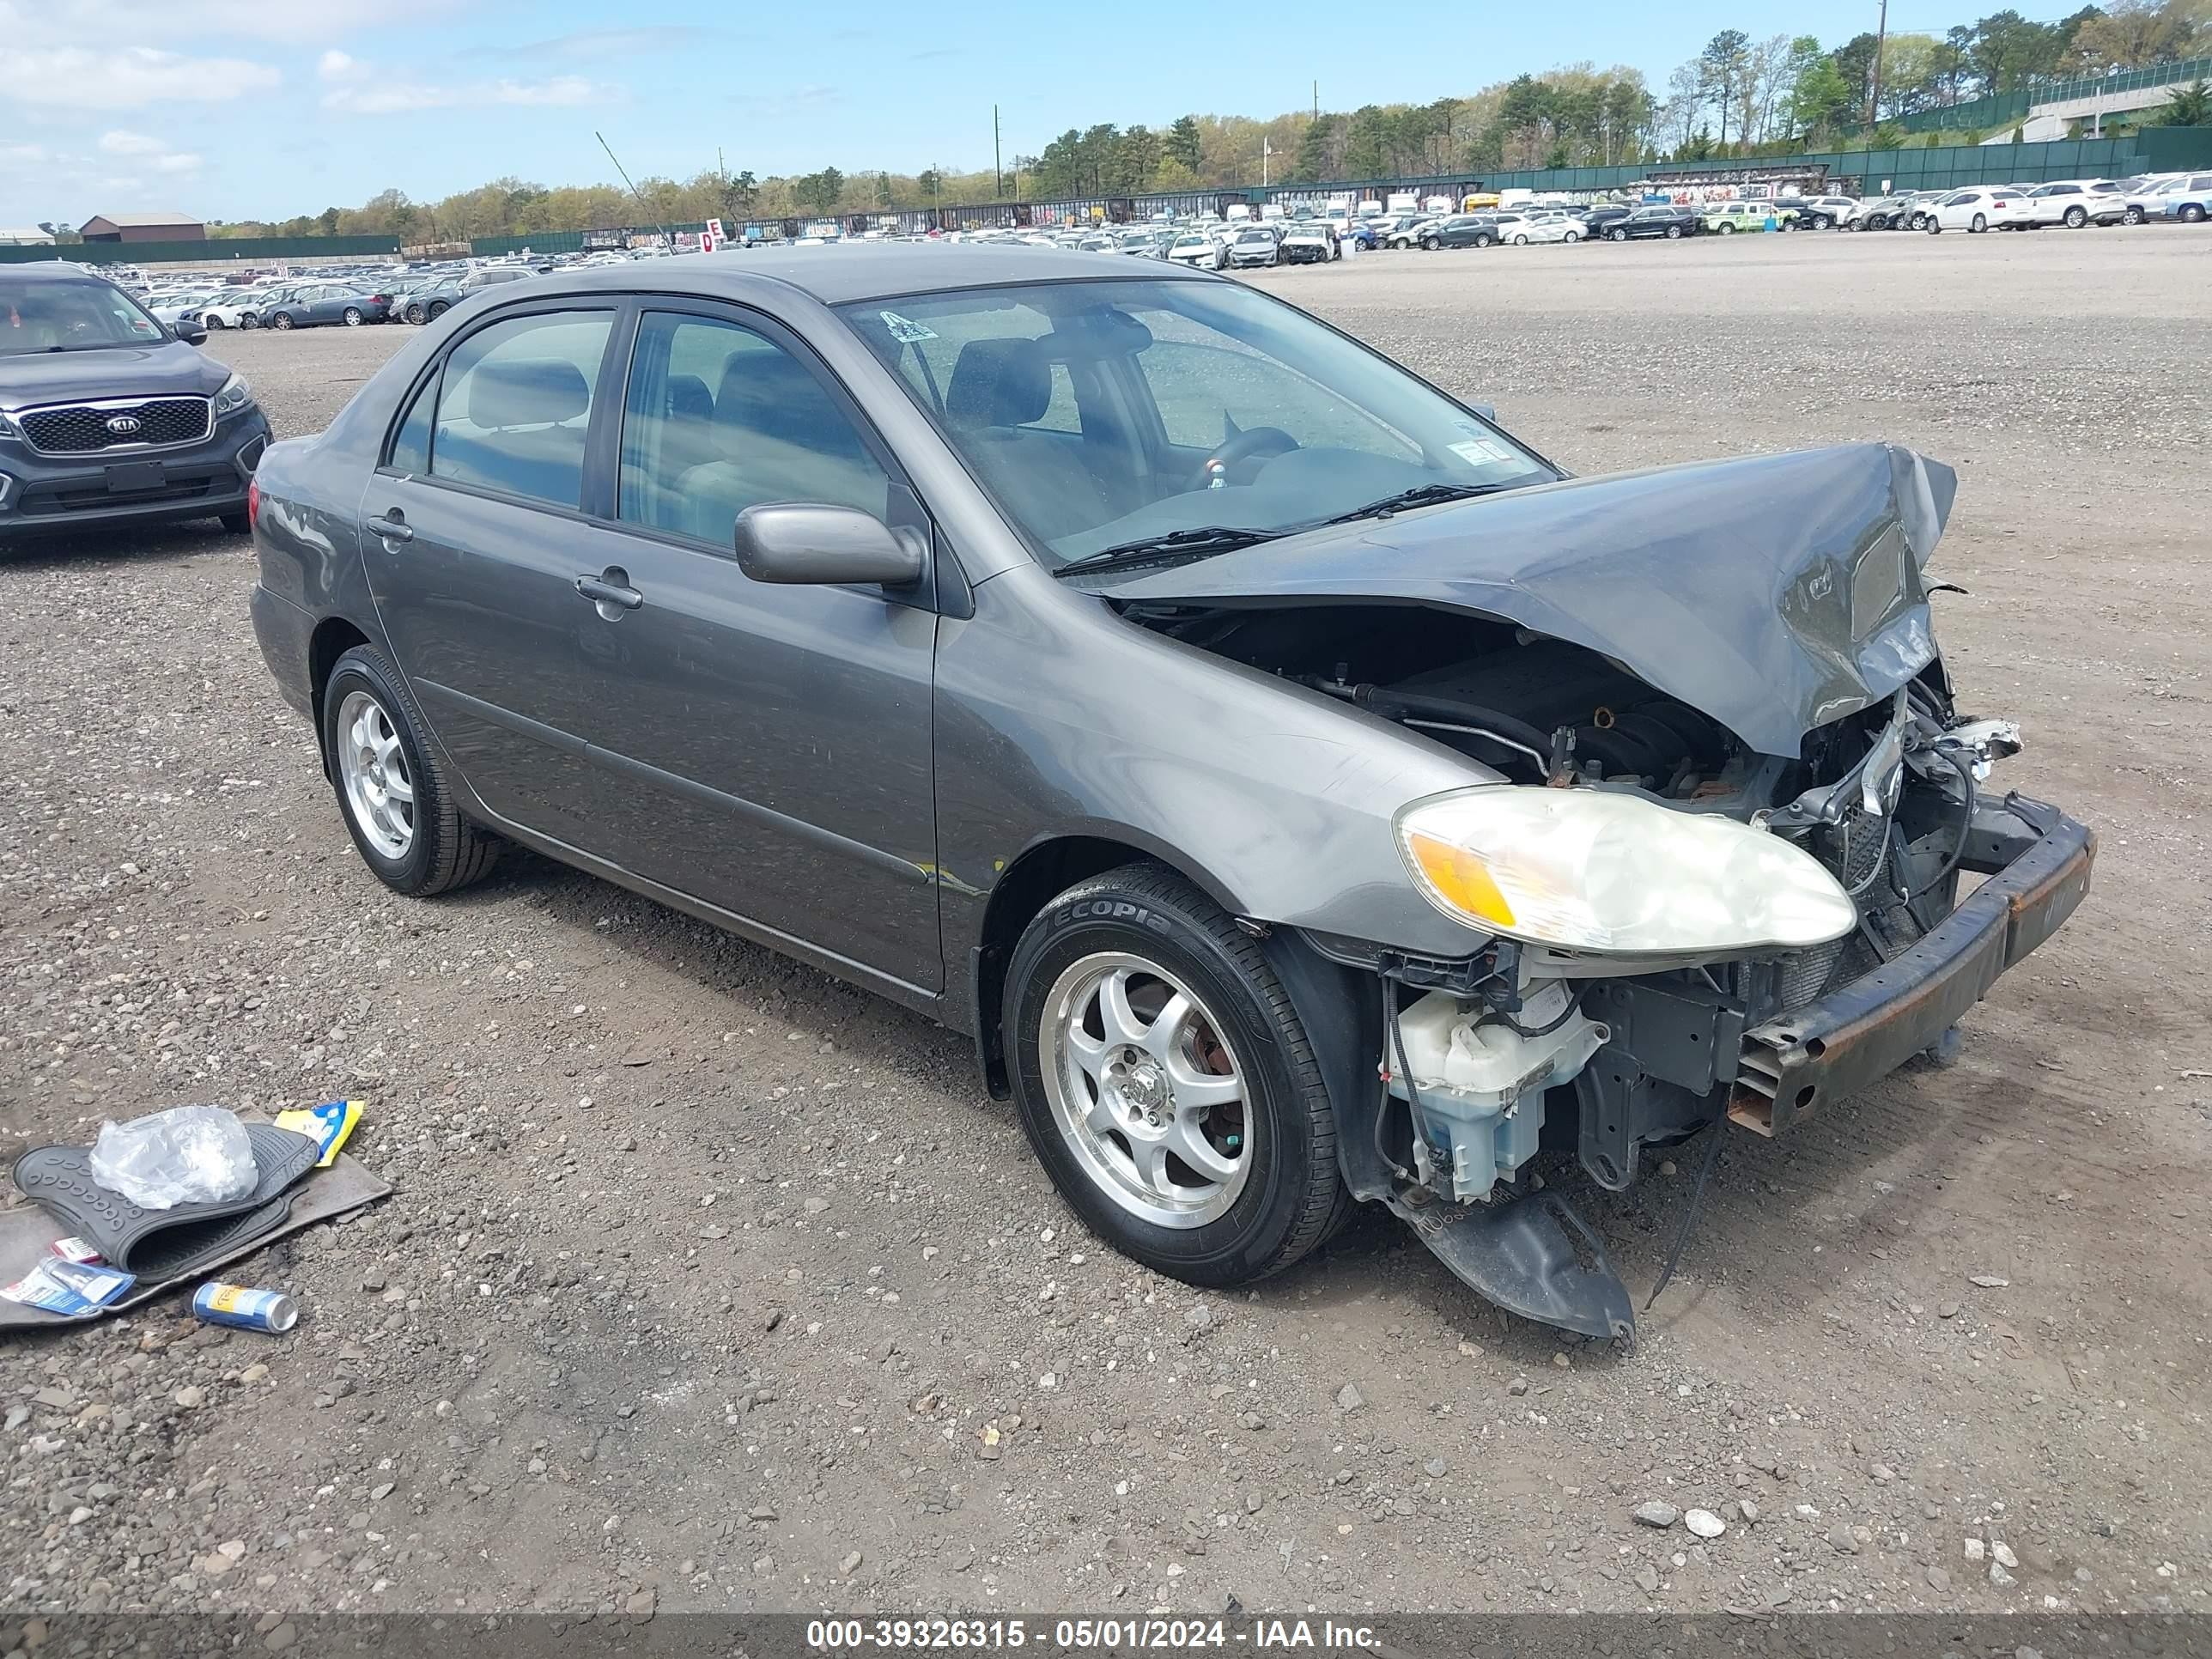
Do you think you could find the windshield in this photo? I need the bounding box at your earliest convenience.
[0,276,168,354]
[840,277,1556,567]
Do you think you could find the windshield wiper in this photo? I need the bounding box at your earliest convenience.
[1321,480,1520,525]
[1052,526,1286,578]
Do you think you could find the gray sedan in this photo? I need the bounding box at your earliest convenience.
[247,247,2091,1340]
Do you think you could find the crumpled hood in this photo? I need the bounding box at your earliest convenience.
[0,340,226,406]
[1103,442,1958,757]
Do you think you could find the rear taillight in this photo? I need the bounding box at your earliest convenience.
[246,476,259,532]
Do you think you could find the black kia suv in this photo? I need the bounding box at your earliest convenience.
[1,264,271,543]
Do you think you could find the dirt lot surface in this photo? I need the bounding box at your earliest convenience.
[3,229,2208,1625]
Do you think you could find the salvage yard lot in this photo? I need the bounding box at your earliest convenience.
[3,230,2207,1619]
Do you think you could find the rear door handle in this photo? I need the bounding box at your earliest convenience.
[574,571,643,611]
[368,512,413,544]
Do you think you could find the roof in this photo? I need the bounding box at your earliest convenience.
[0,262,108,283]
[81,211,202,229]
[0,228,57,242]
[544,244,1212,307]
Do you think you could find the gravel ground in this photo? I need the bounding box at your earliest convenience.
[3,228,2208,1625]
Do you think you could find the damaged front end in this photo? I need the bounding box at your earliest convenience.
[1107,443,2095,1340]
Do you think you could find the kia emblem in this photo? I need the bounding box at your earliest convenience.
[106,414,143,436]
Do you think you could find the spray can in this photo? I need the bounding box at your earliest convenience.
[192,1282,298,1334]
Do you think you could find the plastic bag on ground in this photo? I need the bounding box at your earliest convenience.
[88,1105,258,1211]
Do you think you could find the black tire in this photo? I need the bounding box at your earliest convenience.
[2184,204,2207,223]
[1927,220,1942,234]
[272,312,294,329]
[1608,226,1628,242]
[427,300,448,319]
[1421,235,1439,249]
[2124,205,2144,224]
[203,313,226,329]
[319,643,501,898]
[1005,862,1347,1287]
[219,510,251,535]
[1814,213,1833,229]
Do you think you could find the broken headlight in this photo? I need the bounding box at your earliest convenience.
[1395,787,1858,955]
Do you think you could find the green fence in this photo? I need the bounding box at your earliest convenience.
[0,234,401,266]
[1869,55,2212,136]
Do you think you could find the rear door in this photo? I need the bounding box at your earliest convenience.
[356,300,625,852]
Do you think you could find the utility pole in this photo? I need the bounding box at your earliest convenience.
[1262,137,1273,187]
[1866,0,1890,134]
[1313,80,1319,121]
[994,106,1003,198]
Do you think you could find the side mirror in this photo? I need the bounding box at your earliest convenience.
[733,504,924,587]
[180,325,209,346]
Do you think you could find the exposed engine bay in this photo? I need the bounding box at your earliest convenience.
[1123,596,2069,1339]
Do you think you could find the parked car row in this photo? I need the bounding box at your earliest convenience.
[1844,173,2212,233]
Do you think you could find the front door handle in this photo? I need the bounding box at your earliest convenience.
[368,511,414,544]
[574,570,643,611]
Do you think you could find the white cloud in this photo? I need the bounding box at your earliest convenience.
[153,152,203,173]
[317,49,360,82]
[0,46,278,108]
[322,71,608,115]
[98,129,167,155]
[0,0,453,47]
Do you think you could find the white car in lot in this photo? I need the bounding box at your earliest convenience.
[1499,211,1583,245]
[1164,231,1224,270]
[2021,179,2130,228]
[199,289,273,330]
[1222,226,1282,269]
[1923,187,2033,234]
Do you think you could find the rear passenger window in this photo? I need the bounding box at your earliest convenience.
[387,375,434,474]
[428,310,612,509]
[617,310,890,548]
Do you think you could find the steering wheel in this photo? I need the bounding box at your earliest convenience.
[1191,425,1299,489]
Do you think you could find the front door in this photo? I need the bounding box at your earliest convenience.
[547,302,942,993]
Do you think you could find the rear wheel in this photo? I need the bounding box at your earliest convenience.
[320,645,501,898]
[2124,205,2145,224]
[2184,204,2207,223]
[1006,863,1348,1286]
[404,303,426,325]
[1511,234,1528,245]
[342,307,364,326]
[1814,213,1834,229]
[1474,233,1493,247]
[1717,222,1735,234]
[1664,223,1683,238]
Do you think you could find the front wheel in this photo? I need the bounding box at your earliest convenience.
[1563,229,1580,242]
[1421,235,1439,249]
[1717,222,1735,234]
[320,644,501,897]
[1006,864,1348,1286]
[203,313,226,329]
[1971,214,1987,233]
[1608,227,1628,241]
[2183,204,2207,223]
[1926,220,1942,234]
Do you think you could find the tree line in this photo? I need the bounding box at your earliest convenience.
[209,0,2208,243]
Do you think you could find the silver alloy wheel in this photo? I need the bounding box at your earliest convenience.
[335,690,415,860]
[343,307,363,326]
[1039,951,1251,1229]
